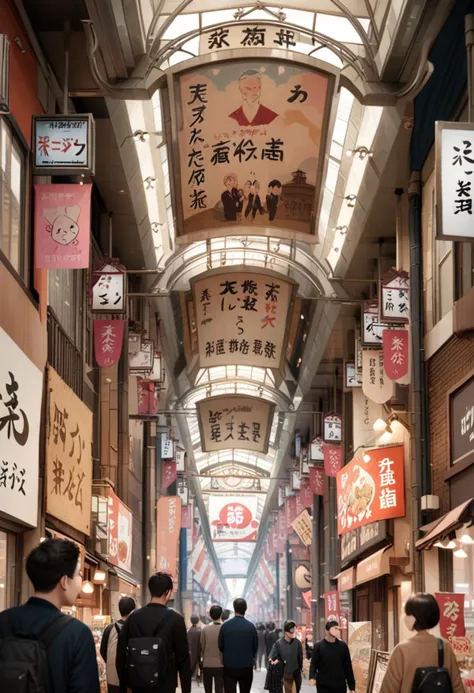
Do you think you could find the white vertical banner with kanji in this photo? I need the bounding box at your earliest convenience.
[362,350,395,404]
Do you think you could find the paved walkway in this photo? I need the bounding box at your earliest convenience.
[192,668,313,693]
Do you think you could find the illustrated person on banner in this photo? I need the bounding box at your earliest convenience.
[229,70,279,126]
[266,180,282,221]
[221,174,244,222]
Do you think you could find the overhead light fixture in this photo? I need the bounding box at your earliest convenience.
[454,547,468,559]
[93,570,106,584]
[459,532,474,545]
[363,453,371,463]
[373,419,386,432]
[346,146,374,159]
[82,581,94,594]
[445,540,457,550]
[345,194,357,208]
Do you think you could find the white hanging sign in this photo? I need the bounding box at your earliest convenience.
[362,350,395,404]
[310,436,324,461]
[362,302,387,347]
[344,361,362,390]
[161,436,174,460]
[323,412,342,443]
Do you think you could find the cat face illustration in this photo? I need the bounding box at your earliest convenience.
[43,205,81,246]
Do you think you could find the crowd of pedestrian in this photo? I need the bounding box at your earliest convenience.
[0,537,467,693]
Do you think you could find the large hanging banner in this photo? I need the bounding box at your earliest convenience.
[196,394,275,453]
[34,184,91,269]
[324,444,342,477]
[362,350,395,404]
[192,269,295,370]
[309,465,324,495]
[94,319,125,368]
[209,495,259,541]
[156,496,182,577]
[0,328,43,528]
[107,489,133,574]
[337,446,405,535]
[382,329,409,383]
[46,367,93,535]
[175,59,333,241]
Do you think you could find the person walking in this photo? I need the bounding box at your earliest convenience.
[218,598,258,693]
[200,604,224,693]
[257,623,267,670]
[188,615,203,683]
[309,621,355,693]
[266,622,279,660]
[116,572,191,693]
[379,593,464,693]
[0,538,100,693]
[269,620,303,693]
[100,596,136,693]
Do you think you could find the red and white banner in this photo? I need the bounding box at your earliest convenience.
[435,593,466,640]
[94,320,125,368]
[285,495,298,535]
[324,590,341,622]
[302,590,312,609]
[156,496,181,577]
[162,461,177,490]
[137,379,159,415]
[107,490,133,574]
[300,480,313,507]
[34,184,92,269]
[309,466,324,495]
[209,495,259,541]
[383,329,409,382]
[181,503,193,529]
[324,444,342,477]
[337,446,405,535]
[276,510,286,553]
[295,490,305,516]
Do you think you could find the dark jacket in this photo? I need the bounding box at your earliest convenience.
[116,603,191,693]
[0,597,100,693]
[258,629,267,653]
[310,638,356,691]
[218,615,258,669]
[264,660,284,693]
[270,636,303,675]
[188,625,202,669]
[266,630,279,657]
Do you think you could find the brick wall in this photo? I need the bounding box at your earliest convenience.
[428,335,474,514]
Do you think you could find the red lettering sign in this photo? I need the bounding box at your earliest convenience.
[383,329,409,382]
[162,461,177,490]
[324,590,341,622]
[435,593,466,640]
[309,466,324,495]
[324,444,342,477]
[94,320,125,368]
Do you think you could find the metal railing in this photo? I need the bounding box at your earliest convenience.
[47,307,83,398]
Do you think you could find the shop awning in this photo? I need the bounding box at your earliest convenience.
[108,564,140,587]
[356,546,394,586]
[416,498,474,550]
[336,566,356,592]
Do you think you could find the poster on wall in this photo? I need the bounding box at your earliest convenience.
[175,60,333,241]
[34,184,92,269]
[0,328,43,528]
[208,495,259,541]
[349,622,372,693]
[107,490,133,574]
[192,270,295,370]
[337,446,405,535]
[292,510,312,546]
[196,394,275,453]
[435,593,466,640]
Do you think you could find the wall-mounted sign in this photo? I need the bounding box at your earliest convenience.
[382,329,409,382]
[174,59,333,241]
[449,374,474,468]
[156,496,182,576]
[380,270,409,324]
[337,446,405,535]
[177,475,189,505]
[161,436,174,460]
[435,592,466,640]
[324,590,341,622]
[309,466,324,495]
[176,446,185,472]
[310,436,324,461]
[91,260,126,314]
[128,334,141,356]
[300,446,310,475]
[340,521,387,567]
[362,350,394,404]
[292,510,312,546]
[208,495,259,541]
[34,184,92,269]
[196,394,275,453]
[148,351,163,383]
[129,339,154,373]
[0,328,43,528]
[162,461,177,490]
[362,302,386,348]
[46,367,93,535]
[344,361,362,390]
[324,412,342,443]
[32,114,95,176]
[200,24,305,55]
[291,470,301,491]
[324,444,342,477]
[94,319,125,368]
[435,121,474,241]
[137,379,159,415]
[107,490,133,574]
[192,269,295,370]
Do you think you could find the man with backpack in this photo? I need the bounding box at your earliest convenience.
[116,572,191,693]
[100,596,136,692]
[0,537,100,693]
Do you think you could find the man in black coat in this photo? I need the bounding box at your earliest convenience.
[0,538,100,693]
[116,572,191,693]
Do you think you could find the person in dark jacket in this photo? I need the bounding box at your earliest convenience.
[270,620,303,693]
[266,622,279,659]
[116,572,191,693]
[100,596,136,692]
[309,621,355,693]
[0,538,100,693]
[219,598,258,693]
[257,623,267,670]
[188,614,203,681]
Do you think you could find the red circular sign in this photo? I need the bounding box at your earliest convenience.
[218,502,252,529]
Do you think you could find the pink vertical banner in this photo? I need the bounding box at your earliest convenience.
[181,503,193,529]
[34,184,92,269]
[309,466,324,495]
[324,444,342,477]
[162,461,177,490]
[94,319,125,368]
[300,480,313,507]
[295,490,304,516]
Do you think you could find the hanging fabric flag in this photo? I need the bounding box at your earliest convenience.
[302,590,312,610]
[137,379,158,415]
[295,490,304,516]
[34,183,92,269]
[162,461,177,490]
[383,329,409,382]
[324,444,342,477]
[300,480,313,508]
[362,349,395,404]
[309,466,324,495]
[94,319,125,368]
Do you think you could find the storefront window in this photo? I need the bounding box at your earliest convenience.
[453,546,474,629]
[0,531,7,612]
[0,118,25,274]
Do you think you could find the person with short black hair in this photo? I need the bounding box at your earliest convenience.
[188,614,203,682]
[266,622,279,659]
[379,593,464,693]
[222,609,231,622]
[269,620,303,693]
[101,596,136,692]
[257,622,268,670]
[309,621,355,693]
[219,598,258,693]
[0,538,100,693]
[200,604,224,693]
[116,572,191,693]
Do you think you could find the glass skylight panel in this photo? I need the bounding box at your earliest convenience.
[181,37,200,55]
[315,13,367,44]
[169,51,192,66]
[311,46,343,69]
[151,90,163,133]
[330,140,344,160]
[163,14,199,40]
[243,9,272,20]
[201,9,240,27]
[282,8,314,29]
[325,158,340,194]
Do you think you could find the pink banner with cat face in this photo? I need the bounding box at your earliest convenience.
[34,184,92,269]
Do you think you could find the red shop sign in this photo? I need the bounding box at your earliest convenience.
[309,466,324,495]
[94,319,125,368]
[324,444,342,477]
[383,329,409,382]
[435,592,466,640]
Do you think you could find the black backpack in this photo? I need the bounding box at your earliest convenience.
[412,639,453,693]
[126,608,174,689]
[0,611,73,693]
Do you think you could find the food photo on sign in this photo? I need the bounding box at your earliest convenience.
[337,446,405,535]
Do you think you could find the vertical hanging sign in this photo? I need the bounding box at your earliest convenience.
[380,270,409,323]
[93,319,125,368]
[382,329,409,382]
[309,466,324,495]
[91,260,126,314]
[323,444,342,477]
[310,436,324,461]
[323,413,342,443]
[362,350,395,404]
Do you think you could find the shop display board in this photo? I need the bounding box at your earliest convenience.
[367,650,390,693]
[348,621,372,693]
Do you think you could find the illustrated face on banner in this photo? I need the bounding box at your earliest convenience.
[176,61,331,239]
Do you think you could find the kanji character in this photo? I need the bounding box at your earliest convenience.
[443,600,460,621]
[208,28,230,49]
[241,27,266,47]
[0,460,7,488]
[238,423,249,440]
[229,339,239,353]
[190,105,207,127]
[187,84,208,105]
[190,189,207,210]
[288,85,308,103]
[234,139,258,163]
[205,341,215,357]
[74,139,86,156]
[378,457,395,486]
[211,141,231,166]
[63,467,76,502]
[189,128,204,146]
[265,342,276,359]
[265,283,280,301]
[75,471,85,510]
[242,280,258,294]
[188,169,206,187]
[0,372,29,447]
[240,340,250,354]
[188,149,204,168]
[69,425,84,464]
[51,457,64,495]
[273,29,296,48]
[452,141,474,168]
[253,339,263,356]
[242,296,257,311]
[379,487,397,509]
[37,136,50,155]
